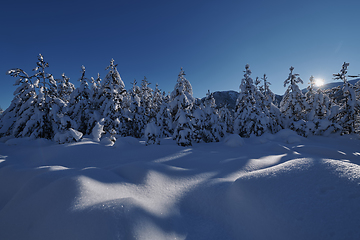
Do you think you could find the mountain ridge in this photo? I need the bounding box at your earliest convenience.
[204,78,360,110]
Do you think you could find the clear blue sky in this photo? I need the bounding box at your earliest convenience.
[1,0,360,109]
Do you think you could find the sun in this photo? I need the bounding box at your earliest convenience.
[314,78,324,87]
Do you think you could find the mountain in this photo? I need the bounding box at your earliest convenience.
[301,78,360,93]
[205,78,360,110]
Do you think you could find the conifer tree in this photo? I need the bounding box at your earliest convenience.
[261,74,282,133]
[126,79,146,138]
[280,66,309,135]
[99,59,127,137]
[173,104,193,147]
[56,73,75,103]
[4,54,61,139]
[86,73,103,135]
[280,66,308,122]
[218,104,233,134]
[145,118,160,145]
[68,66,92,134]
[152,84,164,114]
[170,68,194,146]
[140,77,154,118]
[0,68,37,137]
[156,103,173,138]
[191,99,206,143]
[169,68,195,120]
[234,64,271,137]
[332,62,360,134]
[202,90,225,142]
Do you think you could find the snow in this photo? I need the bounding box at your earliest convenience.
[224,134,245,147]
[1,133,360,239]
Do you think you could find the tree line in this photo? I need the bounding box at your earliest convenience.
[0,54,359,146]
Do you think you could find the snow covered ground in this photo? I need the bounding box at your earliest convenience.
[1,130,360,240]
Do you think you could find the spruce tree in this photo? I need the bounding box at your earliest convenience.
[280,66,309,135]
[332,62,360,134]
[145,118,160,145]
[68,66,92,134]
[99,59,127,137]
[191,99,206,143]
[202,90,225,142]
[173,104,193,147]
[170,68,195,146]
[3,54,64,139]
[0,68,37,137]
[156,103,173,138]
[234,64,271,137]
[169,68,195,120]
[261,74,282,133]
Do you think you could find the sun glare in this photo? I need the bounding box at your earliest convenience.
[314,78,324,87]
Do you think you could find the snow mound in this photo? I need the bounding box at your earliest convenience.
[100,136,114,146]
[223,134,244,147]
[114,136,142,148]
[275,129,303,143]
[1,135,360,239]
[5,137,53,147]
[223,159,360,239]
[54,128,83,144]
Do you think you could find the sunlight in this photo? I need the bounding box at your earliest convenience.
[315,78,324,87]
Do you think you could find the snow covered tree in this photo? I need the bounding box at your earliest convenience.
[191,100,206,143]
[202,90,226,142]
[145,119,160,145]
[332,62,360,134]
[261,74,275,105]
[280,66,309,136]
[99,59,127,137]
[234,64,271,137]
[86,73,103,135]
[3,54,65,139]
[280,66,308,122]
[125,80,146,138]
[56,73,75,103]
[170,68,195,146]
[173,104,193,147]
[303,75,341,136]
[152,84,164,114]
[261,74,282,133]
[156,103,173,138]
[68,66,92,134]
[139,77,154,118]
[0,68,37,137]
[169,68,195,120]
[218,104,233,134]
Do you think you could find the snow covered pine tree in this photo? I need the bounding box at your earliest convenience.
[234,64,271,137]
[280,66,309,136]
[170,68,195,146]
[332,62,360,135]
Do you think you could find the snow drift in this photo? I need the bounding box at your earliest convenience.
[1,130,360,239]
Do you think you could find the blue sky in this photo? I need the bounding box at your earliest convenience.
[1,0,360,109]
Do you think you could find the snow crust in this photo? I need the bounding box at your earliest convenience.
[1,133,360,239]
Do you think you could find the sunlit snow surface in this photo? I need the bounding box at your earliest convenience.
[1,130,360,240]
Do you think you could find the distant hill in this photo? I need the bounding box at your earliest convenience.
[203,78,360,110]
[301,78,360,93]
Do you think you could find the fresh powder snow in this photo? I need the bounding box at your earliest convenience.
[1,130,360,239]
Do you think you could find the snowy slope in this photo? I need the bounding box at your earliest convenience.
[1,132,360,240]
